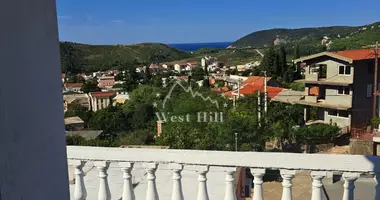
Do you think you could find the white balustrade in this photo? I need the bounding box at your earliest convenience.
[66,146,380,200]
[224,167,237,200]
[119,162,135,200]
[170,163,184,200]
[94,161,111,200]
[251,168,265,200]
[72,160,87,200]
[342,172,360,200]
[144,163,159,200]
[280,170,296,200]
[196,165,210,200]
[310,171,326,200]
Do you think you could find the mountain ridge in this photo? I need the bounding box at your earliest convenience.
[232,22,380,48]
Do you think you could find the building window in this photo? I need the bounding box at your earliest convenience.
[339,111,349,118]
[338,87,350,95]
[339,65,351,75]
[367,84,373,98]
[328,109,338,116]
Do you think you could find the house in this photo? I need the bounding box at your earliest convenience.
[64,116,85,131]
[89,91,117,112]
[113,92,130,105]
[293,49,379,129]
[63,83,83,93]
[63,94,91,111]
[98,76,115,89]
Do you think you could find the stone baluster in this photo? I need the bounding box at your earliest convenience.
[280,170,296,200]
[94,161,111,200]
[170,163,184,200]
[310,171,326,200]
[196,165,210,200]
[119,162,135,200]
[251,168,265,200]
[224,167,237,200]
[72,160,87,200]
[144,163,159,200]
[342,172,360,200]
[375,173,380,200]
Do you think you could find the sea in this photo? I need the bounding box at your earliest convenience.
[168,42,232,52]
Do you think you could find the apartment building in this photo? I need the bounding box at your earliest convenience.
[294,49,379,129]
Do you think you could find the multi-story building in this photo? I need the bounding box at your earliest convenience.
[89,91,117,112]
[98,76,115,89]
[294,49,379,129]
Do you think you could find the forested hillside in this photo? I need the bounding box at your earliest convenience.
[232,22,380,48]
[60,42,190,73]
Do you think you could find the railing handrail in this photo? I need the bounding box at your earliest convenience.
[67,146,380,173]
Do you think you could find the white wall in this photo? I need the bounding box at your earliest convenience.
[0,0,70,199]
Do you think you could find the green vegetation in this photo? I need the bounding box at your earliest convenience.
[66,80,339,152]
[232,22,380,48]
[60,42,190,73]
[330,27,380,51]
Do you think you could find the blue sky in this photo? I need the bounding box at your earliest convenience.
[57,0,380,45]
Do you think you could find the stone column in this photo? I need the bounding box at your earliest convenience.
[0,0,69,199]
[196,165,210,200]
[342,172,360,200]
[170,163,184,200]
[310,171,326,200]
[251,168,265,200]
[280,170,296,200]
[119,162,135,200]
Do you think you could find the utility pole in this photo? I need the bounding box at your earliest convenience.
[235,132,238,152]
[257,90,261,127]
[263,71,268,113]
[373,41,379,130]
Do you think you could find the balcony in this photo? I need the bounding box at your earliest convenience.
[67,146,380,200]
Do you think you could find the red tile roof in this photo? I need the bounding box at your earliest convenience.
[64,83,83,88]
[90,92,116,97]
[225,84,284,98]
[331,49,377,61]
[211,86,230,93]
[242,76,272,86]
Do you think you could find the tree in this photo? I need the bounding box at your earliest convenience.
[294,123,340,153]
[278,45,287,75]
[81,80,101,93]
[143,68,152,85]
[293,44,300,59]
[122,69,140,92]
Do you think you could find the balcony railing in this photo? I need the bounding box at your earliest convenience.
[67,146,380,200]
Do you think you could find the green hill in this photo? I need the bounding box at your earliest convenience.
[60,42,190,73]
[232,22,380,48]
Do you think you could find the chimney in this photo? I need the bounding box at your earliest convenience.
[157,121,163,137]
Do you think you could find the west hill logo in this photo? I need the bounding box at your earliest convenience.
[154,80,227,123]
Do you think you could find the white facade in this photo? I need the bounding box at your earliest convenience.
[67,146,380,200]
[174,64,181,72]
[0,0,69,199]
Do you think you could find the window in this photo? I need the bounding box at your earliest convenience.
[367,84,373,98]
[339,111,349,118]
[338,87,350,95]
[328,109,338,116]
[339,65,351,75]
